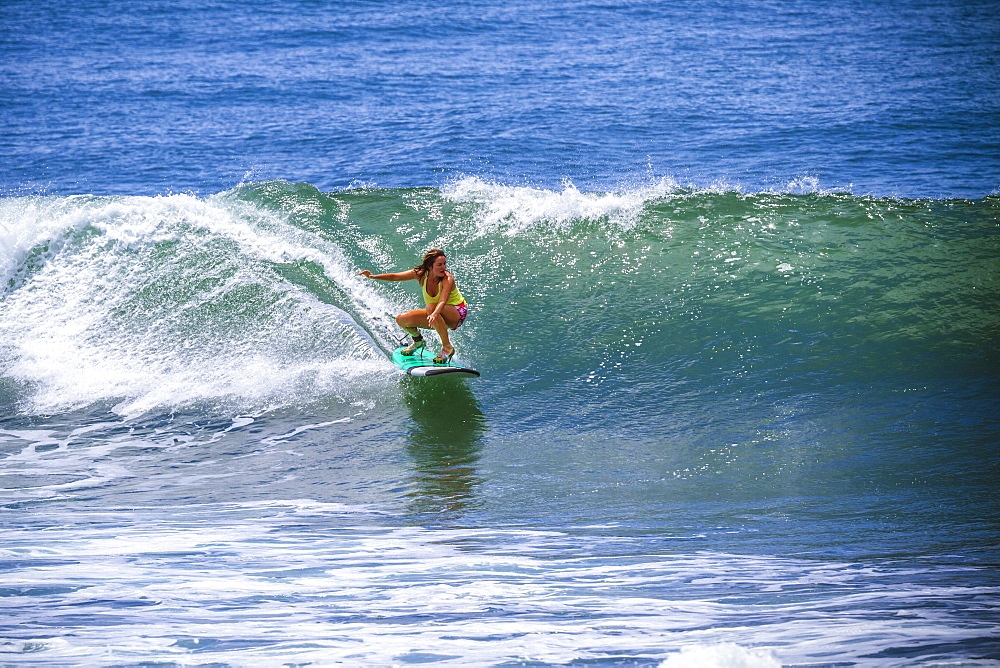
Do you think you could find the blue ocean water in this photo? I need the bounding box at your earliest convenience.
[3,0,999,198]
[2,1,999,666]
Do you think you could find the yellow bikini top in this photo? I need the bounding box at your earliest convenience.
[421,272,465,306]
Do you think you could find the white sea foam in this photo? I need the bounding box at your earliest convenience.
[780,175,823,195]
[659,643,781,668]
[0,195,98,289]
[0,193,400,416]
[441,175,682,235]
[3,512,994,666]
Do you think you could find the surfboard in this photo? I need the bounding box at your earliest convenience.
[390,346,480,377]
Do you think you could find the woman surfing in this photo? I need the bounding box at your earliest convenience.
[358,249,468,364]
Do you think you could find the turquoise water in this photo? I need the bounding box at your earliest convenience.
[2,0,999,664]
[1,182,997,665]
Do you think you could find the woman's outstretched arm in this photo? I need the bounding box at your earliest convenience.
[357,268,419,281]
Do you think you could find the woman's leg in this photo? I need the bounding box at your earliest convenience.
[395,310,426,337]
[430,306,460,357]
[396,307,460,353]
[395,310,427,354]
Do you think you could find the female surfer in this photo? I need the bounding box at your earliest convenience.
[357,249,467,363]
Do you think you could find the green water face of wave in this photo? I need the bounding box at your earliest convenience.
[0,180,997,421]
[265,179,997,377]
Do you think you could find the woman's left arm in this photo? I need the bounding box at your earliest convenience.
[426,273,456,327]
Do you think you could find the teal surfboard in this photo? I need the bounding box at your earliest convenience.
[390,346,480,378]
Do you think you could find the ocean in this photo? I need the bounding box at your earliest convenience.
[2,1,999,666]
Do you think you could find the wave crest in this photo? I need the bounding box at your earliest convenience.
[0,191,396,417]
[441,176,683,234]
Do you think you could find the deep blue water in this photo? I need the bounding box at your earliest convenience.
[2,1,999,666]
[2,0,999,198]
